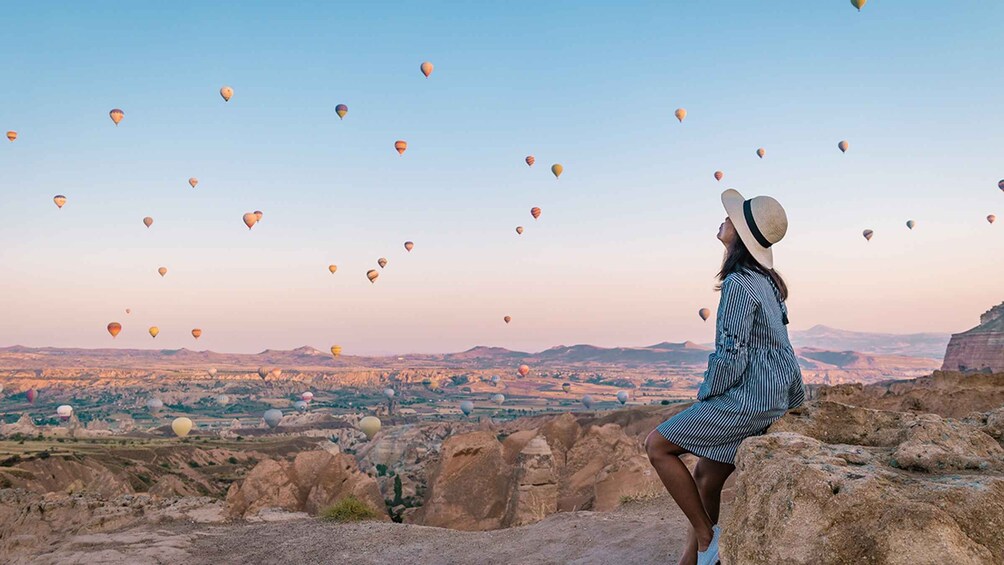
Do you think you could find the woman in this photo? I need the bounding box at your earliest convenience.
[646,188,805,565]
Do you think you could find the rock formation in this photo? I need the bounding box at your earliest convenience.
[503,437,558,526]
[722,400,1004,564]
[815,370,1004,418]
[942,300,1004,373]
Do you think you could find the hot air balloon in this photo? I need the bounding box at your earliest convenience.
[171,417,193,437]
[518,364,530,378]
[851,0,866,11]
[107,322,122,338]
[254,210,263,222]
[551,164,563,179]
[989,214,997,224]
[335,104,348,119]
[143,216,154,228]
[191,328,202,339]
[258,367,269,380]
[158,267,167,277]
[26,389,37,403]
[530,207,541,220]
[367,269,379,283]
[617,391,629,405]
[999,180,1004,192]
[378,258,388,269]
[220,86,233,102]
[146,398,164,414]
[675,108,687,122]
[57,405,73,421]
[53,195,66,209]
[243,212,257,230]
[126,308,132,314]
[491,393,505,406]
[404,241,414,252]
[359,416,382,439]
[207,367,218,377]
[270,368,283,379]
[838,140,849,153]
[109,108,124,125]
[699,308,711,321]
[756,148,765,159]
[6,131,16,142]
[216,394,229,405]
[460,401,474,416]
[561,383,571,394]
[906,220,916,230]
[516,226,524,235]
[188,177,198,188]
[862,229,874,241]
[328,264,338,274]
[525,156,535,167]
[383,388,395,399]
[581,395,594,410]
[331,345,342,357]
[714,171,723,182]
[395,140,407,154]
[301,391,314,403]
[263,409,283,429]
[149,326,159,338]
[503,316,511,324]
[294,400,308,413]
[420,61,434,78]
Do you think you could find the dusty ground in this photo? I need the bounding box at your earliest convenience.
[29,495,731,565]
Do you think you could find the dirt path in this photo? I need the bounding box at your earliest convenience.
[31,495,731,565]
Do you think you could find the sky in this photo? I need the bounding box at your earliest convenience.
[0,1,1001,355]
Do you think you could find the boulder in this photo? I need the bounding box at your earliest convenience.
[503,436,558,527]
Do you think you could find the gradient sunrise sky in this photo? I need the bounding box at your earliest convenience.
[0,1,1001,354]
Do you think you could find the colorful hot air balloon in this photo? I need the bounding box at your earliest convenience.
[146,398,164,414]
[109,108,124,125]
[504,316,511,324]
[862,229,874,241]
[378,258,388,269]
[328,264,338,274]
[57,405,73,421]
[53,195,66,209]
[675,108,687,122]
[263,409,283,429]
[459,400,474,416]
[107,322,122,338]
[518,364,530,378]
[989,214,997,224]
[714,171,723,182]
[258,367,269,380]
[216,394,229,405]
[243,212,257,230]
[330,345,342,357]
[756,148,766,159]
[335,104,348,119]
[189,177,198,188]
[143,216,154,228]
[301,391,314,402]
[999,180,1004,192]
[254,210,263,222]
[551,164,563,179]
[404,241,414,252]
[581,395,594,410]
[561,383,571,394]
[491,393,505,406]
[699,308,711,321]
[26,389,37,403]
[191,328,202,339]
[395,140,407,154]
[516,226,524,235]
[294,400,308,413]
[125,308,131,314]
[420,61,434,78]
[6,131,16,142]
[530,207,541,220]
[525,156,535,167]
[366,269,379,283]
[617,391,629,405]
[208,367,218,377]
[149,326,160,338]
[158,267,167,277]
[851,0,866,11]
[220,86,233,102]
[838,140,849,153]
[359,416,382,439]
[172,417,193,437]
[270,368,283,379]
[906,220,916,230]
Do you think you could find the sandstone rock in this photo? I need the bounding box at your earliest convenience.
[504,436,557,527]
[943,301,1004,373]
[816,370,1004,418]
[225,459,298,518]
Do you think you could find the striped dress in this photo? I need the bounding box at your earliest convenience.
[657,266,805,465]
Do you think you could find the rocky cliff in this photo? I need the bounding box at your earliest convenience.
[942,301,1004,373]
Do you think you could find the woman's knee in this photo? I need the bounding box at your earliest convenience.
[645,429,679,461]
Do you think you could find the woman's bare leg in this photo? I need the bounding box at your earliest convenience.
[678,457,736,564]
[645,431,714,555]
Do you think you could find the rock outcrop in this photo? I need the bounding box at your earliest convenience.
[722,400,1004,564]
[815,370,1004,418]
[943,301,1004,373]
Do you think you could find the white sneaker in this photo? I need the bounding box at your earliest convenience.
[696,524,721,565]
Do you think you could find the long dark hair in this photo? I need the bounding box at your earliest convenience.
[715,236,788,301]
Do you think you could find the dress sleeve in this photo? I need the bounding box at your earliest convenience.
[697,275,758,401]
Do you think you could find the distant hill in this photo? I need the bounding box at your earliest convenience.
[788,325,950,359]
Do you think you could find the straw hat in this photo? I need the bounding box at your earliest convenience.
[721,188,788,270]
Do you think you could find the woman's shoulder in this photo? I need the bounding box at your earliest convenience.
[722,269,761,302]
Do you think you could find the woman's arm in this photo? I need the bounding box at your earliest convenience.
[697,275,758,401]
